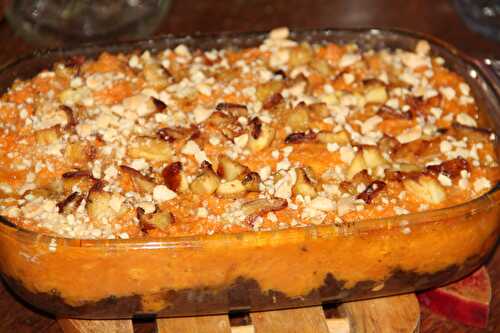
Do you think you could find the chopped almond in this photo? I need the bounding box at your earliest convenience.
[403,175,446,204]
[119,165,156,194]
[217,156,248,181]
[190,163,220,195]
[128,137,173,162]
[162,162,189,193]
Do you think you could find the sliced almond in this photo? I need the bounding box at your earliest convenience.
[217,156,248,181]
[62,170,96,194]
[162,161,189,193]
[403,175,446,204]
[128,136,173,162]
[119,165,156,193]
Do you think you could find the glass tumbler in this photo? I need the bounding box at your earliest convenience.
[4,0,171,47]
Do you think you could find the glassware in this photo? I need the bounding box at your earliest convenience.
[4,0,171,47]
[454,0,500,42]
[0,29,498,319]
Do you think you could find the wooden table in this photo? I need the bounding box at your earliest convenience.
[0,0,499,332]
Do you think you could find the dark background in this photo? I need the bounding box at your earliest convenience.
[0,0,499,332]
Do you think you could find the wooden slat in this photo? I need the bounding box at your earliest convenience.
[338,294,420,333]
[157,314,231,333]
[57,319,133,333]
[326,318,350,333]
[250,306,329,333]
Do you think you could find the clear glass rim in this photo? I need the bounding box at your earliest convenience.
[0,27,499,248]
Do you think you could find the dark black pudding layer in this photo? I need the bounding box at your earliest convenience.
[1,255,482,319]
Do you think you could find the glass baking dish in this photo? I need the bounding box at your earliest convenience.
[0,28,499,319]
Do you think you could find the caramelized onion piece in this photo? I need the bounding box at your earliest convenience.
[215,102,247,111]
[356,180,386,203]
[426,157,470,178]
[241,197,288,224]
[263,93,284,109]
[377,105,412,120]
[151,97,167,112]
[284,131,317,144]
[157,125,199,143]
[57,192,84,214]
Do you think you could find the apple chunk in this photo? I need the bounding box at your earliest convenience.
[417,266,491,328]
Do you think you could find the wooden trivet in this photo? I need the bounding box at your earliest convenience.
[57,293,420,333]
